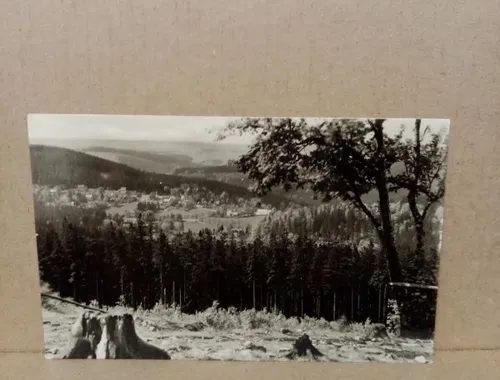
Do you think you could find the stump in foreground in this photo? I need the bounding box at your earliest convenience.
[285,334,324,360]
[63,312,170,360]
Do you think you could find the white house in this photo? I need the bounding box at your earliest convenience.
[255,208,271,216]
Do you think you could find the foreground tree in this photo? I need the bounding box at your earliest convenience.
[217,118,447,283]
[390,119,448,271]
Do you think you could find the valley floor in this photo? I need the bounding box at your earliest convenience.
[42,298,433,363]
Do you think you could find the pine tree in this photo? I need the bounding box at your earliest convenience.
[153,230,167,304]
[288,235,310,316]
[85,227,105,306]
[62,221,85,302]
[308,245,325,318]
[246,234,264,309]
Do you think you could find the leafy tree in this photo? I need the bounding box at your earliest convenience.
[389,119,448,267]
[218,117,447,283]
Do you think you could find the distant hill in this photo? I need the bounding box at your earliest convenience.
[173,163,408,206]
[174,164,240,175]
[81,147,194,174]
[29,139,249,166]
[28,145,296,207]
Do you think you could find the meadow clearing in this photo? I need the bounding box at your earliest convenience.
[106,202,266,234]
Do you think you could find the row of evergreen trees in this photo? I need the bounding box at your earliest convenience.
[36,202,439,321]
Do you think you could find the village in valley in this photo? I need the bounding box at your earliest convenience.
[33,183,273,238]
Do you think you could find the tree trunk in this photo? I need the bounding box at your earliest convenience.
[252,279,256,309]
[95,275,99,305]
[147,284,151,309]
[333,292,336,320]
[372,120,404,283]
[120,268,125,299]
[301,287,304,317]
[357,291,361,320]
[411,118,425,263]
[130,282,134,309]
[159,268,164,304]
[378,285,382,322]
[216,278,220,302]
[351,288,354,319]
[260,287,263,310]
[183,273,186,304]
[281,292,286,316]
[274,290,277,313]
[172,281,176,305]
[317,292,321,318]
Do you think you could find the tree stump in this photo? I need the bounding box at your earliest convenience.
[368,323,390,340]
[63,312,170,360]
[285,334,324,360]
[63,312,102,359]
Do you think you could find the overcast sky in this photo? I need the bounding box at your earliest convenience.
[28,114,450,145]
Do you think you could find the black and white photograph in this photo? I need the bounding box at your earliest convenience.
[28,114,449,363]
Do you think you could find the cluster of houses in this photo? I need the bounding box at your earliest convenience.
[34,185,138,208]
[33,184,273,218]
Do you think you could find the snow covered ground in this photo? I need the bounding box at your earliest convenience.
[41,297,433,363]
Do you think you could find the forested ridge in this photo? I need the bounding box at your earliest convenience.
[29,145,296,207]
[82,146,193,165]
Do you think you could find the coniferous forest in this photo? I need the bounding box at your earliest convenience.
[35,197,441,324]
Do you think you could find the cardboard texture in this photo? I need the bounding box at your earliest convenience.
[0,0,499,378]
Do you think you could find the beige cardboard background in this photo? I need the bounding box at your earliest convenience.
[1,0,500,378]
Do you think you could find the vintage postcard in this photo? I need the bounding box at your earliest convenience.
[28,115,449,362]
